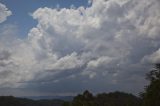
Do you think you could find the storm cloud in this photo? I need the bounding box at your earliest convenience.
[0,0,160,96]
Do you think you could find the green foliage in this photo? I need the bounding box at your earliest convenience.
[71,90,141,106]
[62,101,71,106]
[72,90,96,106]
[142,63,160,106]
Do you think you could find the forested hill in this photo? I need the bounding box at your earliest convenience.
[0,91,141,106]
[0,96,64,106]
[66,91,142,106]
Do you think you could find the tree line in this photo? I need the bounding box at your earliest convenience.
[63,90,142,106]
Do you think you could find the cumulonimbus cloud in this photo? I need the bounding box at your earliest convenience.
[0,0,160,95]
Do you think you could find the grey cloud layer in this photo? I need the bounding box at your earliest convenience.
[0,0,160,95]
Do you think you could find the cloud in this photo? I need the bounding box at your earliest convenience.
[51,52,84,71]
[0,2,12,23]
[142,49,160,64]
[87,56,113,69]
[0,0,160,95]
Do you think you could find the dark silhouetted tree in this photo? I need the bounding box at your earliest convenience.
[72,90,96,106]
[142,63,160,106]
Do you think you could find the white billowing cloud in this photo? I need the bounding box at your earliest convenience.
[0,0,160,94]
[87,56,113,69]
[0,2,12,23]
[142,49,160,63]
[51,52,84,70]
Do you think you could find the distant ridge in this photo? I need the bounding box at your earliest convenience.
[21,96,73,101]
[0,96,65,106]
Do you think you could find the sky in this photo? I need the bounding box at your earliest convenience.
[0,0,160,97]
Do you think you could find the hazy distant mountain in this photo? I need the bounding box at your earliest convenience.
[22,96,73,101]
